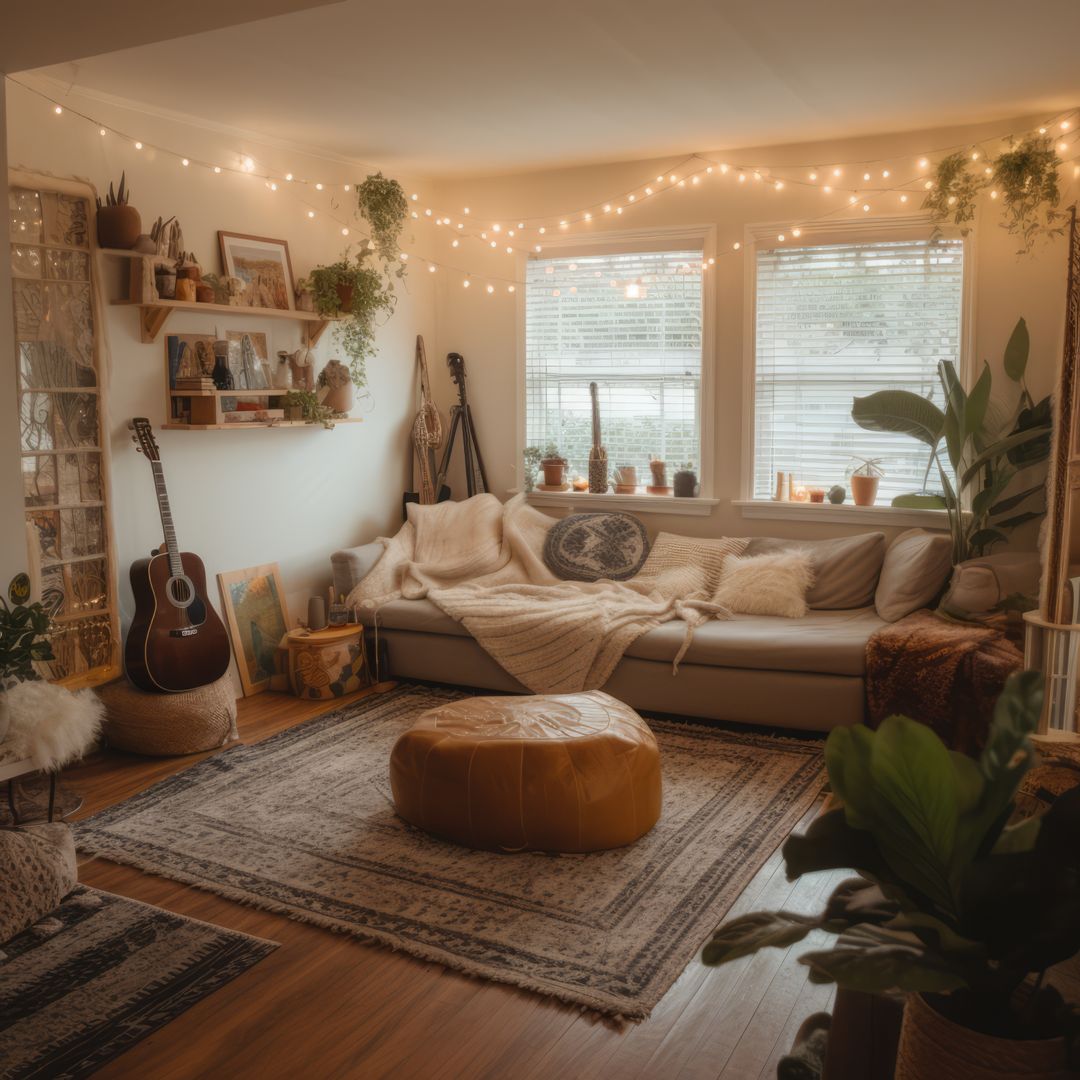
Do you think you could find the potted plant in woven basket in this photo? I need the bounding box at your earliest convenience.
[701,671,1080,1079]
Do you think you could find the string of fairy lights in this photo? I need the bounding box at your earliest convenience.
[11,77,1080,296]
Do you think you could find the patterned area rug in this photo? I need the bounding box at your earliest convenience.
[76,685,824,1020]
[0,886,276,1079]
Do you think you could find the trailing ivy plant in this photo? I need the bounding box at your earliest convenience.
[355,172,408,267]
[924,135,1065,253]
[307,250,395,389]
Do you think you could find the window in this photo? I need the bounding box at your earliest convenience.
[752,234,965,502]
[9,179,120,685]
[525,247,703,484]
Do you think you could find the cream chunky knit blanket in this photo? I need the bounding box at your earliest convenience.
[348,494,744,694]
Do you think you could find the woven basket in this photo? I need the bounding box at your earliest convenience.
[97,676,238,757]
[895,992,1070,1080]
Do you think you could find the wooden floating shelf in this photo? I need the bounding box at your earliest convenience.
[169,388,283,397]
[110,297,332,346]
[163,419,363,431]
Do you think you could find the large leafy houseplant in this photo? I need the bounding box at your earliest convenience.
[355,172,408,267]
[307,250,395,390]
[851,317,1052,564]
[703,673,1080,1068]
[0,575,54,688]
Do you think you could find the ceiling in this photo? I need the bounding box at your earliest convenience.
[29,0,1080,176]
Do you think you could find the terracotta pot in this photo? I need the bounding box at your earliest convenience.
[850,474,880,506]
[542,461,566,486]
[96,204,142,249]
[175,278,197,302]
[195,284,215,304]
[335,282,355,310]
[895,992,1070,1080]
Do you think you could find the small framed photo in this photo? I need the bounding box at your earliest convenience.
[218,232,295,311]
[217,563,291,695]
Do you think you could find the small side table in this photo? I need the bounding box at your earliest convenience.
[285,624,370,700]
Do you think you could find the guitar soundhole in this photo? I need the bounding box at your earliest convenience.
[166,574,196,609]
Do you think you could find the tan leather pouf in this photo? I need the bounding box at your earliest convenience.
[390,690,662,853]
[97,676,238,756]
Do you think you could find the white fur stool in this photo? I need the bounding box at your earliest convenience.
[97,676,237,756]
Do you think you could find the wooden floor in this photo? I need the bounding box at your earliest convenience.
[65,687,841,1080]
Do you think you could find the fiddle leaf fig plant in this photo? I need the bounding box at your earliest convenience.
[851,317,1052,563]
[703,673,1080,1056]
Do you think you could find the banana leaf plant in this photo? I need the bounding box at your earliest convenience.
[703,672,1080,1055]
[0,575,54,688]
[850,318,1052,564]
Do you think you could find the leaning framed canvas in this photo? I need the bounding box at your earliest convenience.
[218,232,295,311]
[217,563,291,695]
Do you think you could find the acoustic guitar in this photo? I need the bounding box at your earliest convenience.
[125,418,232,692]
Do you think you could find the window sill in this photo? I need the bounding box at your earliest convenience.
[525,490,719,517]
[733,500,950,529]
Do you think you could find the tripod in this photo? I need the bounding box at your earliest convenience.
[434,352,488,498]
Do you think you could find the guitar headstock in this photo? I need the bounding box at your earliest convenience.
[129,418,161,462]
[447,352,466,389]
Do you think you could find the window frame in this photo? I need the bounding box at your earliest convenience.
[516,224,717,506]
[740,213,976,509]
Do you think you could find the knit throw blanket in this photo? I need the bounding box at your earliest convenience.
[865,609,1023,754]
[348,495,742,694]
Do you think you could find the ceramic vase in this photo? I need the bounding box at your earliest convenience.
[850,475,880,506]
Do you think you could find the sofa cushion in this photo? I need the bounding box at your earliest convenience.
[543,512,650,582]
[0,824,77,944]
[713,552,814,619]
[745,532,885,609]
[625,607,886,676]
[875,529,953,622]
[355,598,470,637]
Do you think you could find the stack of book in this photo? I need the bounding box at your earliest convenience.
[173,376,215,393]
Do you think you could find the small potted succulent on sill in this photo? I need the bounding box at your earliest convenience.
[673,462,698,498]
[522,446,543,492]
[702,672,1080,1080]
[540,444,568,487]
[95,172,141,249]
[847,456,885,506]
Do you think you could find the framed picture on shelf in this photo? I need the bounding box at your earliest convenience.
[217,563,291,695]
[226,330,272,390]
[218,232,295,311]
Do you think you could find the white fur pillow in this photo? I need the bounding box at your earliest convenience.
[712,552,815,619]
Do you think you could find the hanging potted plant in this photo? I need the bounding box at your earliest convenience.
[95,173,141,250]
[701,672,1080,1079]
[307,250,395,390]
[355,172,409,265]
[846,456,885,506]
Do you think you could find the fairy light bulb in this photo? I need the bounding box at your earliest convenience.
[603,204,612,213]
[425,208,433,217]
[809,171,818,181]
[882,170,890,178]
[182,158,190,167]
[863,172,871,181]
[285,173,293,181]
[559,221,568,229]
[645,187,653,195]
[833,167,842,177]
[508,285,516,293]
[990,190,999,199]
[508,229,515,236]
[616,207,624,214]
[924,180,934,190]
[463,279,470,288]
[849,195,858,204]
[341,227,349,236]
[486,284,494,294]
[1062,121,1071,131]
[242,157,255,172]
[775,181,784,191]
[732,241,741,251]
[669,174,677,182]
[505,246,513,254]
[791,228,802,238]
[823,185,832,194]
[1059,142,1068,153]
[269,182,277,191]
[691,175,700,185]
[584,213,592,221]
[900,194,909,203]
[315,182,324,190]
[481,232,487,239]
[411,212,418,220]
[411,193,418,201]
[628,194,636,202]
[307,210,315,218]
[463,207,470,214]
[984,166,993,175]
[534,244,542,252]
[708,256,716,264]
[971,151,979,161]
[492,223,501,232]
[213,166,222,174]
[753,172,762,182]
[399,252,408,261]
[428,264,436,273]
[918,158,928,169]
[538,227,546,234]
[738,173,747,183]
[862,203,871,212]
[490,241,497,248]
[720,163,730,174]
[54,105,62,114]
[99,127,106,136]
[344,184,351,192]
[777,233,785,242]
[451,239,460,248]
[134,141,143,150]
[1039,127,1048,135]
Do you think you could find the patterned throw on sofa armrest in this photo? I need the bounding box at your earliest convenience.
[330,542,387,600]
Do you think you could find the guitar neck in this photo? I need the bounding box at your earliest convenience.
[149,461,184,577]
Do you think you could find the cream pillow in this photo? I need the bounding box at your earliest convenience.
[874,528,954,622]
[713,552,815,619]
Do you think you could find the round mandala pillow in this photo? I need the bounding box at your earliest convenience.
[543,512,650,582]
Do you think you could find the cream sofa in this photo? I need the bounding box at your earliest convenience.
[332,528,952,733]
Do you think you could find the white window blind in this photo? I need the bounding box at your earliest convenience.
[753,236,964,501]
[525,249,703,480]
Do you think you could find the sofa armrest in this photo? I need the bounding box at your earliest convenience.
[331,542,386,599]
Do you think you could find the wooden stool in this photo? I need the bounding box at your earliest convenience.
[285,625,369,699]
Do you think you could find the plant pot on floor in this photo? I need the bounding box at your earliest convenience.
[850,474,880,506]
[895,992,1071,1080]
[96,205,142,249]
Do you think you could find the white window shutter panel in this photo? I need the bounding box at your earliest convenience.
[753,237,964,501]
[525,250,703,480]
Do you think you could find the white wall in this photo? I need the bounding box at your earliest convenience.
[4,80,436,689]
[432,115,1074,543]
